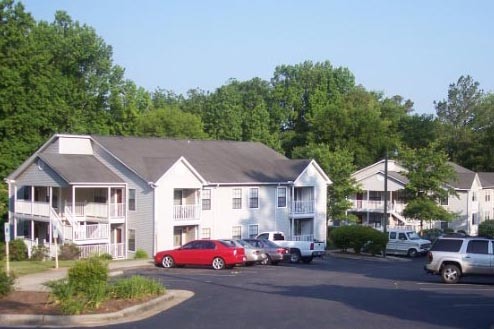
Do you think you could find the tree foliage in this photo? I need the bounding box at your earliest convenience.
[1,1,493,225]
[399,143,457,230]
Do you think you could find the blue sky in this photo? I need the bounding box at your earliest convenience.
[21,1,494,114]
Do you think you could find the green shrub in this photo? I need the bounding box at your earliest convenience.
[479,220,494,238]
[31,245,49,261]
[0,270,15,297]
[98,253,113,260]
[68,257,108,293]
[8,239,28,261]
[48,257,110,314]
[110,275,165,299]
[59,243,81,260]
[0,242,4,261]
[134,249,148,259]
[330,225,388,255]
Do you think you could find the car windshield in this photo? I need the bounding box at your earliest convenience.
[236,240,254,248]
[407,232,421,240]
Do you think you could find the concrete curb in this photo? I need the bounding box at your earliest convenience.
[0,289,194,328]
[327,250,411,262]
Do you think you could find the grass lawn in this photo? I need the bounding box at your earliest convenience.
[1,260,77,276]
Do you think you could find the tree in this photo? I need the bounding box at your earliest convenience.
[435,75,483,166]
[399,143,457,231]
[398,114,440,149]
[135,106,208,139]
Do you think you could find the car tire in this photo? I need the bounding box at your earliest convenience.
[290,250,301,263]
[441,264,461,284]
[161,255,175,268]
[407,249,418,258]
[261,255,272,265]
[212,257,226,270]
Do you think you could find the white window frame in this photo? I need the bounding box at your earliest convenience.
[129,189,136,211]
[232,188,242,209]
[277,187,287,208]
[202,189,211,210]
[128,229,136,252]
[201,227,211,239]
[248,224,259,238]
[232,226,242,239]
[248,188,259,209]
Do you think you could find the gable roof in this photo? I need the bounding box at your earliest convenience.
[447,162,477,190]
[479,172,494,188]
[39,154,124,184]
[92,136,314,184]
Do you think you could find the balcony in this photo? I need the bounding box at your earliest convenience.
[15,200,50,217]
[350,200,405,213]
[173,204,201,221]
[291,200,315,215]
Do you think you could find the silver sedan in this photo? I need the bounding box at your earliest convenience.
[221,239,267,265]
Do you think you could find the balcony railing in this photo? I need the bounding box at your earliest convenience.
[291,200,314,214]
[174,204,200,221]
[15,200,50,217]
[73,224,109,241]
[350,200,405,212]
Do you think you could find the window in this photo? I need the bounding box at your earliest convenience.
[232,226,242,239]
[249,188,259,208]
[128,189,136,211]
[389,232,397,240]
[486,193,491,202]
[472,213,479,225]
[201,227,211,239]
[202,189,211,210]
[440,193,448,206]
[398,233,407,241]
[232,188,242,209]
[128,229,136,252]
[277,187,287,208]
[472,192,477,202]
[248,225,259,238]
[431,239,463,252]
[467,240,489,254]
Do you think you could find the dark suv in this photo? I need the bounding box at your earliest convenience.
[424,236,494,284]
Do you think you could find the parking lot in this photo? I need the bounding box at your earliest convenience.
[117,255,494,329]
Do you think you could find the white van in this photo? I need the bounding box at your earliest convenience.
[386,229,431,257]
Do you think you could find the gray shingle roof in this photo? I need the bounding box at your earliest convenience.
[39,154,124,184]
[92,136,311,184]
[447,162,476,189]
[479,172,494,188]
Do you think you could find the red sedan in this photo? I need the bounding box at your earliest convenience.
[154,240,246,270]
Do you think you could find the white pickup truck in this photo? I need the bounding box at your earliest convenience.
[256,231,326,264]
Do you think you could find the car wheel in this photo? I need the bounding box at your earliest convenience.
[441,264,461,284]
[290,250,301,263]
[212,257,226,270]
[407,249,418,258]
[261,255,272,265]
[161,255,175,268]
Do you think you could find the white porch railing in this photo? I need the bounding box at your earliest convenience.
[73,224,109,241]
[350,200,406,212]
[15,200,50,217]
[291,200,314,214]
[66,202,124,219]
[174,204,200,220]
[292,234,315,241]
[79,243,125,259]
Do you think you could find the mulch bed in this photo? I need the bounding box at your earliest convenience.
[0,291,156,315]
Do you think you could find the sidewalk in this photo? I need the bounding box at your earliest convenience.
[15,259,154,291]
[2,259,194,328]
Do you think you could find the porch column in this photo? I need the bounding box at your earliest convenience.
[72,186,76,215]
[30,219,34,241]
[31,185,35,216]
[107,187,111,219]
[13,184,17,238]
[49,186,53,256]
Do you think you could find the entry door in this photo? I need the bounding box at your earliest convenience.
[174,227,183,247]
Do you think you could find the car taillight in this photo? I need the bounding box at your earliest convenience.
[427,251,433,263]
[310,242,314,250]
[277,248,287,255]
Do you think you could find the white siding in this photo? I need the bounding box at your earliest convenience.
[154,159,203,251]
[59,136,93,155]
